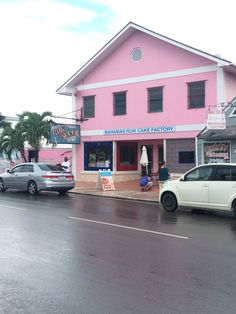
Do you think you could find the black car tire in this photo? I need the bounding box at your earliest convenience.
[28,180,38,195]
[58,189,68,195]
[232,200,236,218]
[161,192,178,212]
[0,178,6,192]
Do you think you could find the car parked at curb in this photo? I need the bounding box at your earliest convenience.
[0,163,75,195]
[159,163,236,216]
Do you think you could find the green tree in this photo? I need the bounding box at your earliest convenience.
[0,113,7,129]
[0,123,27,162]
[18,111,53,161]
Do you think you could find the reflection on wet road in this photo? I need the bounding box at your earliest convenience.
[1,191,236,314]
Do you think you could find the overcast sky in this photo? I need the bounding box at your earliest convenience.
[1,0,236,118]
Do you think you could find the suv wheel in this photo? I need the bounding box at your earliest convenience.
[161,192,178,212]
[232,200,236,217]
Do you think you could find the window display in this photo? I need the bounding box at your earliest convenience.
[84,142,113,170]
[204,142,230,163]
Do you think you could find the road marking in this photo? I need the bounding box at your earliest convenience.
[0,204,28,211]
[68,216,189,240]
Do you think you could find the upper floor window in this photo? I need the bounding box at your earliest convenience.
[188,81,205,109]
[83,95,95,118]
[113,92,126,116]
[148,87,163,112]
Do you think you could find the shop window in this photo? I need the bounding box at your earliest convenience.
[179,151,195,164]
[113,92,126,115]
[117,142,137,171]
[188,81,205,109]
[84,142,113,171]
[83,96,95,118]
[204,142,230,163]
[148,87,163,112]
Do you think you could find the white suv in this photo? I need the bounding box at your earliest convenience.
[159,163,236,216]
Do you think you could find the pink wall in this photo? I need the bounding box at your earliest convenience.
[76,30,218,138]
[78,72,216,135]
[84,31,215,84]
[39,148,72,164]
[225,71,236,102]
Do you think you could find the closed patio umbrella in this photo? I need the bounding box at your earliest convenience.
[140,145,149,175]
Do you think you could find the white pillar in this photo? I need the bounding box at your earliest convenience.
[195,137,198,166]
[163,139,167,161]
[217,67,225,104]
[113,141,117,172]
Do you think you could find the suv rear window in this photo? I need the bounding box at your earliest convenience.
[38,164,65,171]
[214,166,236,181]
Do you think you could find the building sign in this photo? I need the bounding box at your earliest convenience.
[50,124,80,145]
[204,142,230,163]
[207,107,226,129]
[98,169,115,191]
[104,126,175,135]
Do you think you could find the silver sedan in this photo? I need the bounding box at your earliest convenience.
[0,163,75,195]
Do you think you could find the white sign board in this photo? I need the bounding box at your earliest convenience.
[207,108,226,129]
[98,170,115,191]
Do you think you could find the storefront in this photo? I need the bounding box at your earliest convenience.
[197,100,236,164]
[56,23,236,182]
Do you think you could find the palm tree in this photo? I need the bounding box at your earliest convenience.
[0,123,27,162]
[0,113,7,129]
[17,111,53,162]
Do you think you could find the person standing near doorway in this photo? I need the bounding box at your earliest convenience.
[61,156,71,172]
[158,161,170,190]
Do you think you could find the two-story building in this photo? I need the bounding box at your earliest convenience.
[57,22,236,182]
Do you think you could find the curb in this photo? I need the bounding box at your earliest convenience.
[69,190,159,203]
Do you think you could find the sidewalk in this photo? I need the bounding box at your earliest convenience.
[70,180,159,203]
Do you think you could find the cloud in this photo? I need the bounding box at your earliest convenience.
[0,0,107,117]
[0,0,236,117]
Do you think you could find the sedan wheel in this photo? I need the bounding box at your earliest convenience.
[28,181,38,195]
[0,178,6,192]
[58,189,68,195]
[161,192,178,212]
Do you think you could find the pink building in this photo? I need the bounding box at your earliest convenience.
[57,22,236,182]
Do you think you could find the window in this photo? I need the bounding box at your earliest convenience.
[83,96,95,118]
[179,151,195,164]
[84,142,113,171]
[204,142,230,163]
[185,165,213,181]
[148,87,163,112]
[22,165,34,172]
[117,142,137,171]
[214,166,236,181]
[39,164,63,171]
[131,48,142,62]
[114,92,126,115]
[188,81,205,109]
[11,165,24,173]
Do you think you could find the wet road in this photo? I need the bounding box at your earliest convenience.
[0,191,236,314]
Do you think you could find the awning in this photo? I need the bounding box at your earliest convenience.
[198,126,236,140]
